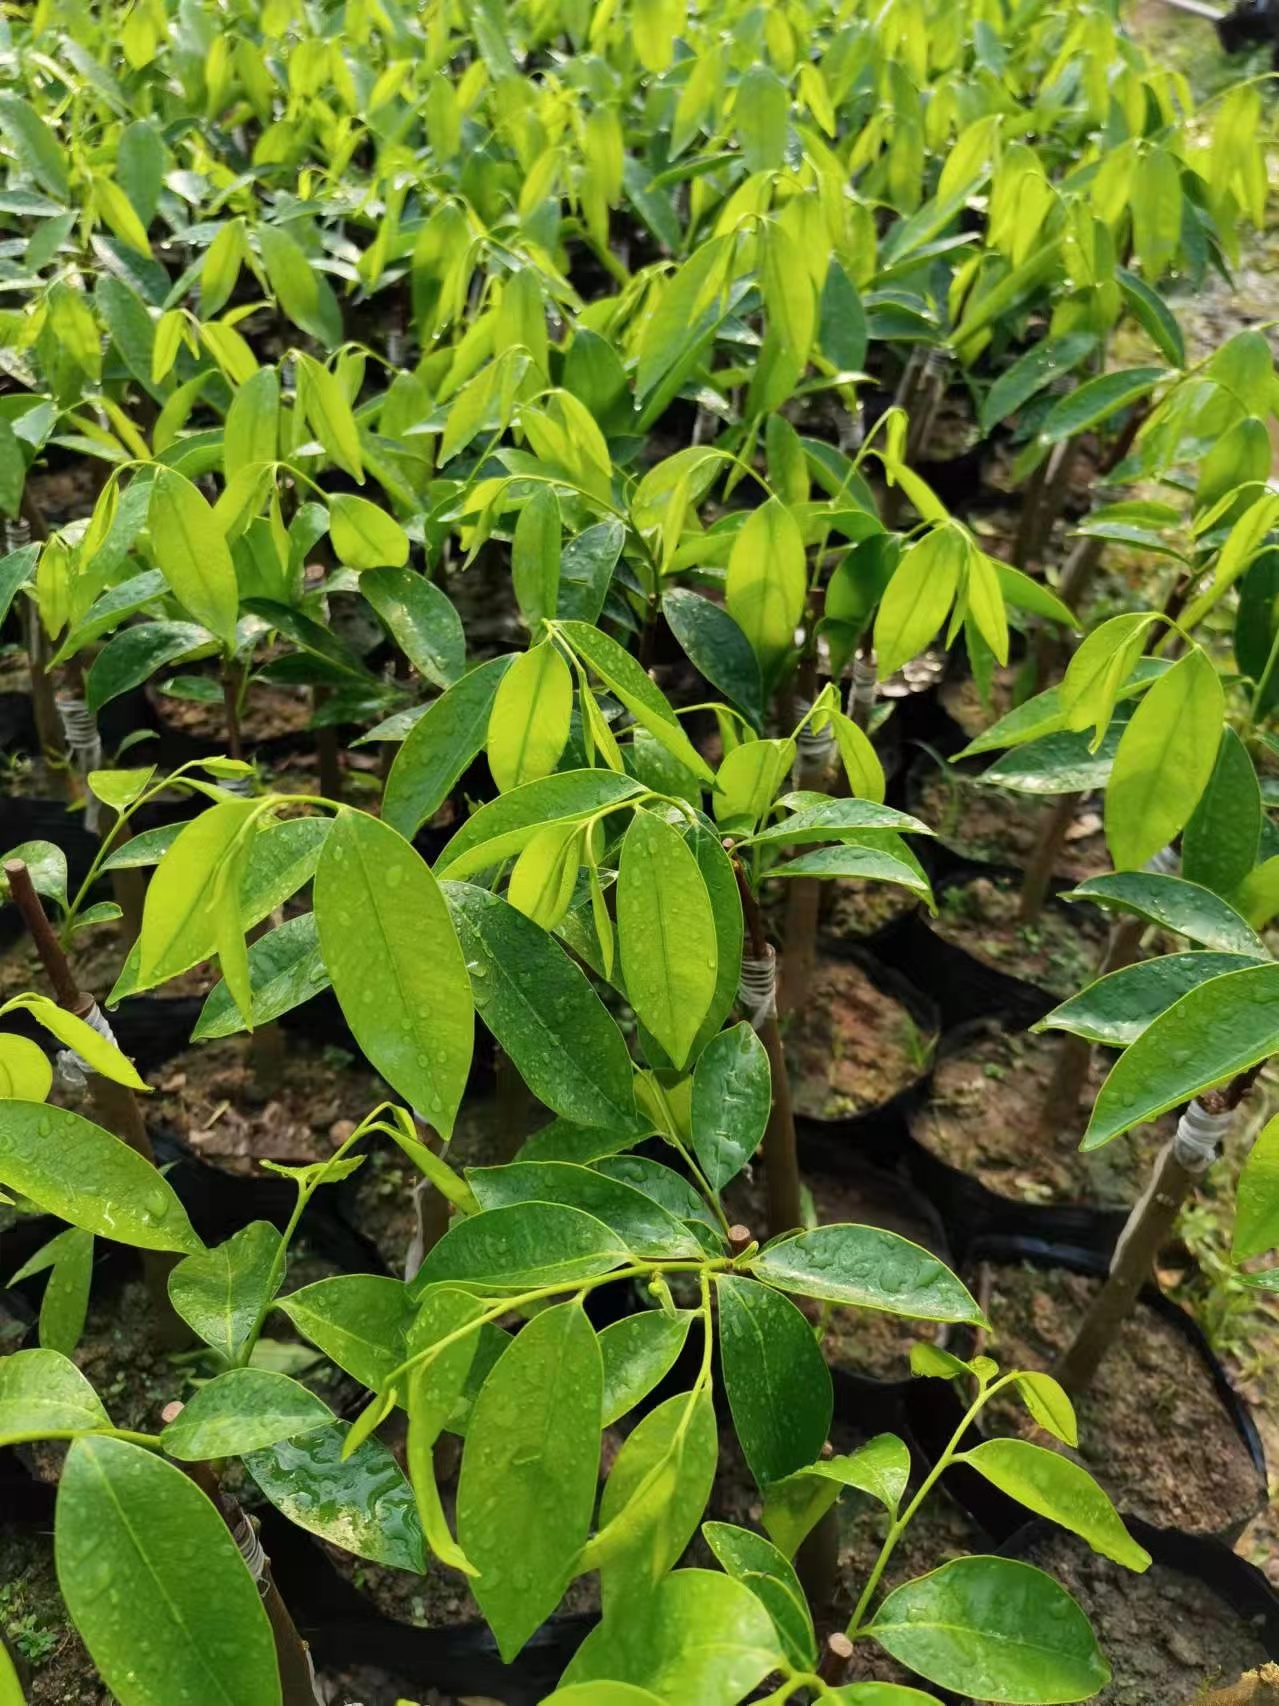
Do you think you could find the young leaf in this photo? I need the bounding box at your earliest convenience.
[957,1440,1149,1569]
[874,525,965,679]
[748,1226,983,1322]
[617,811,718,1070]
[161,1369,333,1460]
[1105,647,1224,870]
[405,1285,488,1574]
[167,1221,283,1362]
[147,468,239,646]
[1234,1112,1279,1260]
[558,621,715,785]
[513,486,561,628]
[296,353,363,482]
[718,1275,833,1487]
[135,798,256,992]
[329,493,409,571]
[868,1557,1109,1703]
[413,1200,630,1294]
[57,1438,280,1706]
[223,366,279,478]
[599,1310,694,1425]
[457,1302,602,1659]
[690,1021,769,1191]
[0,1034,52,1101]
[436,770,644,879]
[702,1522,817,1671]
[487,641,573,792]
[0,1348,109,1444]
[314,809,473,1137]
[725,498,807,674]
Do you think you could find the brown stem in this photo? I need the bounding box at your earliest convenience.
[795,1507,841,1618]
[1195,1667,1279,1706]
[222,661,244,763]
[817,1632,854,1685]
[1038,913,1147,1138]
[733,860,803,1238]
[1015,438,1079,572]
[1056,1068,1260,1394]
[494,1046,532,1161]
[1019,791,1082,924]
[315,694,342,803]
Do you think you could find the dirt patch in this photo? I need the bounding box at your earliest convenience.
[146,677,316,748]
[934,875,1108,999]
[822,878,920,943]
[912,1026,1173,1205]
[1022,1529,1270,1706]
[150,1035,383,1175]
[981,1263,1264,1537]
[940,666,1020,740]
[785,957,934,1121]
[915,771,1110,885]
[0,1525,103,1706]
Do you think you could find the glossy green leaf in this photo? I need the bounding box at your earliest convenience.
[147,468,239,647]
[978,334,1097,434]
[748,1226,983,1322]
[458,1302,601,1658]
[0,1035,52,1101]
[560,1568,782,1704]
[690,1021,769,1191]
[1182,726,1262,899]
[1084,963,1279,1148]
[617,811,717,1070]
[725,497,806,673]
[982,718,1128,795]
[468,1162,702,1259]
[329,493,409,571]
[437,769,644,880]
[414,1200,630,1294]
[162,1369,333,1460]
[1234,1112,1279,1260]
[259,224,342,346]
[1105,648,1224,870]
[364,567,464,691]
[743,798,927,847]
[959,1440,1149,1568]
[557,520,624,625]
[1015,1373,1079,1447]
[590,1385,717,1608]
[718,1274,832,1486]
[0,1348,109,1444]
[383,655,512,837]
[869,1556,1109,1703]
[875,525,965,679]
[404,1285,489,1573]
[770,843,934,903]
[1040,366,1167,443]
[135,797,255,992]
[276,1274,411,1389]
[223,367,278,479]
[1040,951,1262,1048]
[314,809,472,1137]
[0,1103,199,1254]
[1062,873,1264,955]
[86,619,213,713]
[296,353,362,482]
[488,641,573,793]
[512,485,561,627]
[24,1226,93,1356]
[558,621,714,785]
[663,588,763,722]
[599,1310,694,1425]
[58,1438,281,1706]
[246,1422,424,1571]
[194,914,326,1040]
[702,1521,816,1670]
[168,1221,282,1363]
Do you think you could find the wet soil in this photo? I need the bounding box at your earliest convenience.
[911,1026,1173,1206]
[933,875,1109,1000]
[145,677,316,749]
[1022,1529,1270,1706]
[914,770,1110,885]
[822,876,920,943]
[785,956,934,1121]
[980,1263,1264,1537]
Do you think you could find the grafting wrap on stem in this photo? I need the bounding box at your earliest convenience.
[793,696,836,780]
[56,696,104,833]
[738,944,778,1032]
[1171,1098,1236,1173]
[53,1000,119,1094]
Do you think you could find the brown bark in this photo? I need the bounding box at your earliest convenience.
[1038,913,1148,1139]
[1018,791,1081,924]
[734,863,803,1238]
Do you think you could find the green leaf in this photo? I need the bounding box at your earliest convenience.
[58,1439,281,1706]
[0,1104,200,1254]
[691,1021,769,1191]
[829,1689,943,1705]
[718,1274,832,1486]
[875,525,965,679]
[590,1384,717,1608]
[314,809,472,1137]
[663,588,763,723]
[167,1222,282,1362]
[543,1688,666,1706]
[276,1274,411,1389]
[558,621,715,786]
[257,224,342,346]
[1039,366,1168,443]
[1132,147,1182,281]
[0,96,69,202]
[748,1226,984,1322]
[296,353,362,482]
[742,798,927,847]
[979,334,1098,434]
[1040,951,1263,1049]
[560,1569,783,1704]
[458,1302,601,1658]
[194,914,326,1040]
[769,843,934,903]
[245,1422,424,1571]
[436,770,645,879]
[513,485,561,628]
[793,1433,912,1513]
[488,641,573,792]
[1234,1112,1279,1260]
[599,1310,694,1425]
[161,1369,333,1460]
[0,1348,109,1444]
[737,66,789,172]
[1182,726,1262,899]
[1117,267,1185,367]
[1105,648,1224,870]
[405,1285,489,1574]
[362,566,464,690]
[617,811,718,1070]
[0,1035,52,1101]
[147,468,239,647]
[725,498,806,673]
[1,840,67,909]
[383,655,512,836]
[868,1556,1109,1703]
[469,1162,703,1259]
[329,493,409,571]
[1062,873,1264,954]
[85,620,213,713]
[223,368,278,480]
[29,1227,93,1356]
[135,797,254,993]
[508,818,584,930]
[557,520,624,625]
[958,1439,1149,1569]
[702,1522,816,1670]
[1084,963,1279,1149]
[414,1200,630,1294]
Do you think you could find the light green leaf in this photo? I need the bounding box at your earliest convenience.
[0,1348,109,1444]
[329,493,409,570]
[168,1222,282,1363]
[690,1021,769,1191]
[875,525,965,679]
[257,224,342,346]
[1105,648,1224,870]
[599,1310,694,1425]
[1234,1112,1279,1260]
[958,1439,1149,1568]
[436,769,644,879]
[702,1521,816,1670]
[558,621,714,786]
[161,1369,333,1460]
[487,641,573,792]
[748,1226,984,1322]
[725,498,807,673]
[148,468,239,645]
[617,811,717,1069]
[276,1274,412,1389]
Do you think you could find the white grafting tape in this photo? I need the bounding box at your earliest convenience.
[737,946,777,1032]
[53,1001,119,1095]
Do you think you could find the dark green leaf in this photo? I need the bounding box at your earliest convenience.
[978,334,1097,434]
[1062,872,1264,955]
[246,1422,424,1570]
[363,567,465,690]
[413,1200,630,1295]
[662,589,763,723]
[1040,951,1263,1048]
[557,521,625,624]
[1182,726,1262,899]
[85,621,213,713]
[599,1310,694,1425]
[383,655,513,837]
[748,1227,983,1322]
[194,914,327,1040]
[690,1021,769,1192]
[468,1162,702,1259]
[162,1369,333,1460]
[1040,367,1168,443]
[168,1222,282,1363]
[436,770,645,879]
[717,1274,832,1486]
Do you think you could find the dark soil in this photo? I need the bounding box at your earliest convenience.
[939,666,1020,740]
[146,677,315,748]
[916,771,1110,884]
[785,957,934,1121]
[911,1026,1173,1205]
[933,875,1109,1000]
[822,877,920,943]
[1021,1529,1270,1706]
[981,1264,1264,1537]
